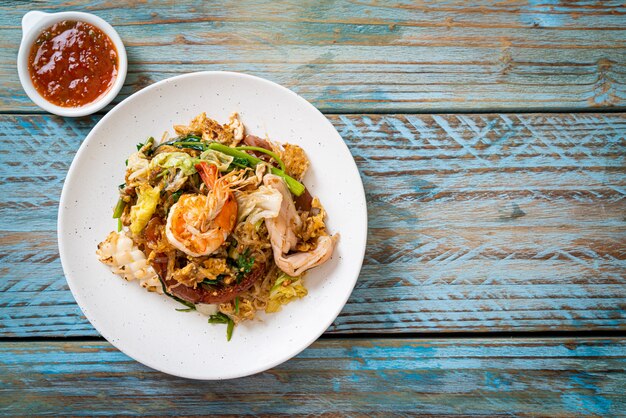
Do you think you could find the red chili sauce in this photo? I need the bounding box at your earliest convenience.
[28,20,118,108]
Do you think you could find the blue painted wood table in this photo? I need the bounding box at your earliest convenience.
[1,1,625,415]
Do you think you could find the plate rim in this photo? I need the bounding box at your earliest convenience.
[57,71,368,379]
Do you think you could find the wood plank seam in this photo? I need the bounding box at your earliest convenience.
[1,338,624,415]
[1,113,624,337]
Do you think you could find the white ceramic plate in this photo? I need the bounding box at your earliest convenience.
[58,71,367,380]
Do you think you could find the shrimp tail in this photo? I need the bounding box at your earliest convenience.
[195,161,218,190]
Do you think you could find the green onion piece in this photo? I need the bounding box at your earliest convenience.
[235,145,286,171]
[226,318,234,341]
[200,278,220,286]
[137,137,155,155]
[208,312,230,324]
[208,312,235,341]
[171,190,182,204]
[235,297,239,315]
[172,141,208,151]
[117,218,122,232]
[156,135,207,152]
[112,197,125,219]
[175,308,194,312]
[269,166,305,196]
[208,143,305,196]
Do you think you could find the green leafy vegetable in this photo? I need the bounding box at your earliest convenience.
[154,139,304,195]
[158,135,208,151]
[171,190,182,203]
[208,143,305,196]
[208,312,230,324]
[136,137,155,155]
[235,249,255,279]
[200,275,224,286]
[235,297,240,315]
[199,149,235,171]
[226,318,234,341]
[112,197,125,219]
[235,145,286,171]
[266,272,308,313]
[208,312,236,341]
[152,137,236,172]
[270,272,291,293]
[165,191,183,216]
[149,152,199,175]
[230,156,251,168]
[209,143,258,166]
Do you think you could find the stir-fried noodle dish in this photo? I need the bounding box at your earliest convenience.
[97,112,339,339]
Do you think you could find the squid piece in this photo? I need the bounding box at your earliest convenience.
[263,174,339,276]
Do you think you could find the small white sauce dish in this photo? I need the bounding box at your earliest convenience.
[17,11,128,117]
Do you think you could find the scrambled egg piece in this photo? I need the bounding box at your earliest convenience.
[173,112,244,146]
[171,258,233,288]
[280,143,309,181]
[296,198,328,251]
[171,263,200,287]
[199,258,232,281]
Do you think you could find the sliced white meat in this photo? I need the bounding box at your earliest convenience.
[273,235,339,277]
[263,175,338,276]
[263,174,300,254]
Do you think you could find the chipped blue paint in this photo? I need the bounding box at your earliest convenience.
[1,1,625,112]
[561,393,613,416]
[1,339,625,415]
[525,0,564,28]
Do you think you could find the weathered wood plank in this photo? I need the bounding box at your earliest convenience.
[1,338,624,416]
[0,0,624,112]
[0,113,624,337]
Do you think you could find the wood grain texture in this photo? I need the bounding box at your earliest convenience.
[1,113,624,337]
[1,338,625,416]
[1,0,625,113]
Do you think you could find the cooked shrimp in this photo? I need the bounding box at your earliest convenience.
[263,174,339,276]
[165,162,237,257]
